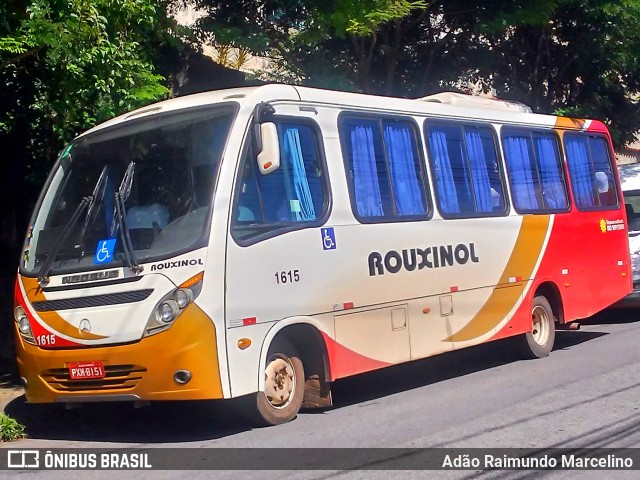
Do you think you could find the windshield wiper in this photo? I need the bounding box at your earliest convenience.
[109,161,134,237]
[38,196,91,286]
[79,165,108,245]
[112,161,141,273]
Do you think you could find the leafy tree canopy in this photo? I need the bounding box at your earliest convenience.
[0,0,173,186]
[194,0,640,146]
[444,0,640,145]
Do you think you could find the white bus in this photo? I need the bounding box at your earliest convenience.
[15,85,630,425]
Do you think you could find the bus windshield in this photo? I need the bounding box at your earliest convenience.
[22,106,236,277]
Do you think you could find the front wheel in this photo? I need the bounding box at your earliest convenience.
[242,338,305,426]
[518,295,556,359]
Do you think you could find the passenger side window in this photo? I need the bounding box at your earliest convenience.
[564,134,618,209]
[232,121,327,242]
[426,123,506,217]
[502,130,569,213]
[340,116,429,221]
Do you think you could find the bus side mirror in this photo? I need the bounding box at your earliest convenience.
[256,122,280,175]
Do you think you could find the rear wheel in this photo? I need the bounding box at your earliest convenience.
[518,295,556,359]
[243,338,305,426]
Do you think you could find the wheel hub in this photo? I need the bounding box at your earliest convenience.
[264,357,295,408]
[531,305,549,346]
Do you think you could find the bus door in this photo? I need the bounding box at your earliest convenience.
[224,112,333,393]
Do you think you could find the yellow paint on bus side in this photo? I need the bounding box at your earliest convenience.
[446,215,550,342]
[554,117,585,130]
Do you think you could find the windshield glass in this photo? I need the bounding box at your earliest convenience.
[22,105,236,276]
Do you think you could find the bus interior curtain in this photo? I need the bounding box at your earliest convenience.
[283,127,316,221]
[565,137,596,208]
[504,136,539,210]
[351,125,384,216]
[428,129,460,214]
[464,131,492,212]
[383,125,425,216]
[535,136,566,209]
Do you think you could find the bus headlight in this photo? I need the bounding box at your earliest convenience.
[14,306,30,334]
[14,305,26,323]
[158,301,178,323]
[14,305,35,344]
[18,317,31,334]
[144,272,204,337]
[173,289,191,309]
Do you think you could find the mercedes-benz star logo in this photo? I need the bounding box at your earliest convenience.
[79,319,91,334]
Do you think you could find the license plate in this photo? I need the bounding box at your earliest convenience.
[68,361,105,380]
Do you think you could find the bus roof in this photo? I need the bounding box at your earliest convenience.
[79,84,599,138]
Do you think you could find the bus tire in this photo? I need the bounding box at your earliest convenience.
[247,338,305,426]
[519,295,556,359]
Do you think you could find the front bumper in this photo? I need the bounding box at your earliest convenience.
[16,304,223,403]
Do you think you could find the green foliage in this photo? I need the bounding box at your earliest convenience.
[442,0,640,146]
[194,0,436,93]
[0,0,172,186]
[0,413,26,442]
[1,0,170,130]
[304,0,427,37]
[342,0,427,36]
[474,0,564,31]
[193,0,640,146]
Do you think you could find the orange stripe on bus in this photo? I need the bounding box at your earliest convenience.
[554,117,585,129]
[445,215,551,342]
[19,275,107,341]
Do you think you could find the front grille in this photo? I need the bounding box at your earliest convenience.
[32,289,153,312]
[41,364,146,392]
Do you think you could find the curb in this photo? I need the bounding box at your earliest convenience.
[0,386,24,413]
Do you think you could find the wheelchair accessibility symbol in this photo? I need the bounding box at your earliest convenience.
[94,238,117,264]
[321,228,336,250]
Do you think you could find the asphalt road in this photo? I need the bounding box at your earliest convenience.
[2,308,640,479]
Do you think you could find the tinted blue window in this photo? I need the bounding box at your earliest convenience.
[233,122,326,241]
[565,134,617,209]
[426,124,505,217]
[341,117,428,221]
[503,130,568,212]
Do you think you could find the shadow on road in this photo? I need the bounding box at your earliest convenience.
[4,328,607,444]
[581,307,640,325]
[5,396,252,443]
[328,329,606,410]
